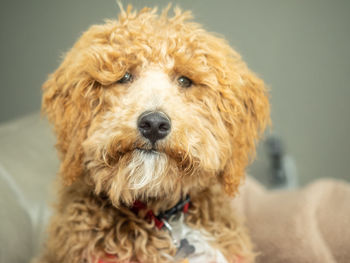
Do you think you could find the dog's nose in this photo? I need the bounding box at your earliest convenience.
[137,111,171,144]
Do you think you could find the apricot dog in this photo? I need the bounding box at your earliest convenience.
[36,5,269,263]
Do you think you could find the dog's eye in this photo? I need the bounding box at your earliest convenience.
[117,72,133,84]
[177,76,192,88]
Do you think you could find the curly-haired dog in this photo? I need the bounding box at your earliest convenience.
[36,5,269,263]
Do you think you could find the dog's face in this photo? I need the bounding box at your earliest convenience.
[43,7,269,206]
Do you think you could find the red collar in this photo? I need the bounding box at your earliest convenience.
[131,195,191,230]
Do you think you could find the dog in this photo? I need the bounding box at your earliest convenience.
[35,4,269,263]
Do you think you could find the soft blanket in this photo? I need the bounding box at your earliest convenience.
[233,177,350,263]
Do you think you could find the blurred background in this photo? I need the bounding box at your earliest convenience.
[0,1,349,262]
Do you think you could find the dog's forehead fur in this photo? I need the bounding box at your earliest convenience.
[75,6,242,87]
[42,5,269,203]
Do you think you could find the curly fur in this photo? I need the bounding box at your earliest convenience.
[35,4,269,263]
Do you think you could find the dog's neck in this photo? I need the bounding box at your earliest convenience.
[60,176,199,216]
[130,196,190,230]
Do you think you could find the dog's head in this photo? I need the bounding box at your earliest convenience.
[43,6,269,206]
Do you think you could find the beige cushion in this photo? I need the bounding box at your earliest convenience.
[0,113,58,262]
[233,177,350,263]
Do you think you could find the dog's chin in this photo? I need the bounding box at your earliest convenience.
[86,139,203,206]
[107,144,199,205]
[126,148,169,190]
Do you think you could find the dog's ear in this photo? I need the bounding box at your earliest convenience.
[218,56,270,196]
[42,22,127,184]
[42,52,94,185]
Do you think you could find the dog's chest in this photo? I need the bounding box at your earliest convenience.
[167,215,228,263]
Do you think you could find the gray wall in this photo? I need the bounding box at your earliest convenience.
[0,0,349,185]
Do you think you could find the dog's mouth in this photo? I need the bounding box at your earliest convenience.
[135,147,159,155]
[132,139,165,155]
[104,138,197,175]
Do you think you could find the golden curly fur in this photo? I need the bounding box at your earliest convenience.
[35,4,269,263]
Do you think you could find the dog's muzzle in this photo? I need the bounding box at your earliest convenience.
[137,111,171,144]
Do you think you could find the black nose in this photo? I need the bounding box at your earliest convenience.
[137,111,171,144]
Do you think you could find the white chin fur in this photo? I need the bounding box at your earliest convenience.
[127,150,167,190]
